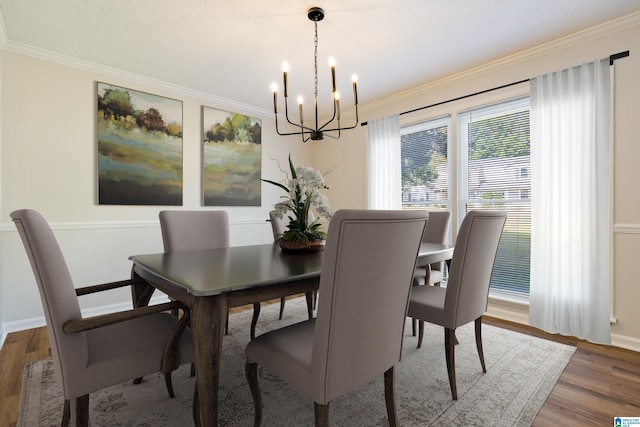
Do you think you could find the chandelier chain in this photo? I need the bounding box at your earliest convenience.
[314,20,319,100]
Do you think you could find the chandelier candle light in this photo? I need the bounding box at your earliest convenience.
[272,7,359,142]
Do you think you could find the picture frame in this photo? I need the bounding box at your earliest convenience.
[97,82,183,205]
[202,106,261,206]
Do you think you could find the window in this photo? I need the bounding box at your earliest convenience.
[400,117,450,210]
[398,98,530,299]
[458,98,531,298]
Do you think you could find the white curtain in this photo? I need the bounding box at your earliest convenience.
[529,59,611,344]
[367,115,401,209]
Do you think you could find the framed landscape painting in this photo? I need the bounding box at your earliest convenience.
[97,82,183,205]
[202,106,261,206]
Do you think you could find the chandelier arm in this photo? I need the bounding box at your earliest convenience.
[322,132,339,140]
[316,112,337,132]
[274,114,316,143]
[275,112,311,137]
[315,95,339,131]
[282,96,315,134]
[321,104,359,133]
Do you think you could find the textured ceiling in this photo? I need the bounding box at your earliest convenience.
[1,0,639,117]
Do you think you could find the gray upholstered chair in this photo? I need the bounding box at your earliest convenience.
[11,209,194,427]
[408,210,506,400]
[159,210,262,340]
[268,209,317,319]
[411,210,451,336]
[246,209,429,426]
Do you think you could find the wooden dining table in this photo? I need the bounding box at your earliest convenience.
[129,242,454,426]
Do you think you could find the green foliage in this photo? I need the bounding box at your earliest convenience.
[468,111,530,160]
[98,87,183,138]
[231,114,251,132]
[401,126,447,189]
[204,114,261,144]
[99,88,134,119]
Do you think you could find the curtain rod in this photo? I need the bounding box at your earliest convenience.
[361,50,629,126]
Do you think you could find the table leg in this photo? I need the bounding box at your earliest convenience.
[130,267,155,308]
[191,294,228,427]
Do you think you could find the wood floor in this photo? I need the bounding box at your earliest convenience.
[1,304,639,427]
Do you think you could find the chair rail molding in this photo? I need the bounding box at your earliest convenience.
[614,223,640,234]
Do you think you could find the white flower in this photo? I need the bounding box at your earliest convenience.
[263,155,333,241]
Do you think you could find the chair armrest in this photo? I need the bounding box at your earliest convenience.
[75,279,138,296]
[63,301,184,334]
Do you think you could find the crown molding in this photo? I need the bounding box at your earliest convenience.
[362,11,640,118]
[0,40,272,119]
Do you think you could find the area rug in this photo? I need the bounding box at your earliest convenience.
[18,296,575,426]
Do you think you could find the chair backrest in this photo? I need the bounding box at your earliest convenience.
[421,210,451,271]
[159,210,229,252]
[311,209,428,403]
[268,209,315,241]
[445,210,507,328]
[10,209,88,393]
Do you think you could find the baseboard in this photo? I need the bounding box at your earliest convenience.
[486,298,640,354]
[0,294,171,349]
[0,324,7,352]
[611,332,640,353]
[486,297,530,325]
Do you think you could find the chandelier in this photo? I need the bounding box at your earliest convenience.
[271,7,359,142]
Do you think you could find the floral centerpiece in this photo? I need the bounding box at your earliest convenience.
[263,155,332,250]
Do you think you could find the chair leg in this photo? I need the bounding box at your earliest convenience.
[225,311,229,335]
[251,303,261,340]
[279,297,286,319]
[313,290,318,310]
[71,395,89,427]
[475,317,487,373]
[417,320,425,348]
[305,291,314,319]
[245,361,263,427]
[445,327,458,400]
[164,373,175,398]
[61,399,70,427]
[314,402,329,427]
[411,317,417,336]
[384,367,398,427]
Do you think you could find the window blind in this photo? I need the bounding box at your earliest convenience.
[458,98,531,297]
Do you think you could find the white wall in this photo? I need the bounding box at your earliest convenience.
[0,49,328,340]
[313,12,640,351]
